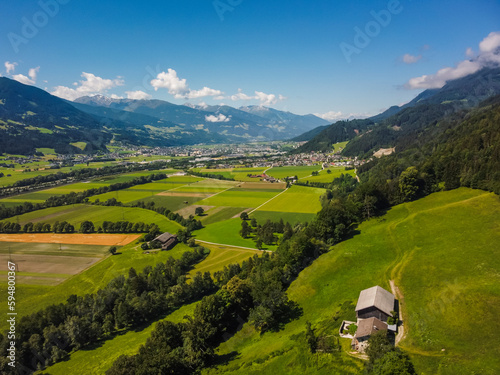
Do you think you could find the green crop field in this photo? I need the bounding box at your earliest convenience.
[254,185,324,214]
[197,188,281,208]
[133,195,207,212]
[190,242,261,275]
[201,206,247,225]
[250,211,316,225]
[194,218,278,251]
[267,165,322,179]
[0,204,182,233]
[205,188,500,375]
[299,167,356,183]
[191,167,269,182]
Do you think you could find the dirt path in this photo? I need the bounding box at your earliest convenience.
[390,280,406,346]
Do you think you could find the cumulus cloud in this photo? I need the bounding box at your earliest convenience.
[229,89,285,106]
[406,31,500,89]
[151,68,222,100]
[12,66,39,85]
[5,61,17,74]
[402,53,422,64]
[51,72,124,100]
[125,90,152,100]
[314,111,344,121]
[205,113,231,122]
[188,86,223,99]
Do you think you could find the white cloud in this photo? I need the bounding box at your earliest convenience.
[479,31,500,53]
[5,61,17,74]
[125,90,152,100]
[51,72,124,100]
[205,113,231,122]
[12,66,39,85]
[466,47,474,58]
[13,74,35,85]
[150,68,222,100]
[402,53,422,64]
[406,31,500,89]
[229,89,285,106]
[314,111,344,121]
[230,88,254,101]
[187,86,223,99]
[28,66,39,81]
[111,94,124,99]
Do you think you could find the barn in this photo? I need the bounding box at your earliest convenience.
[355,285,395,322]
[351,317,388,352]
[153,232,178,250]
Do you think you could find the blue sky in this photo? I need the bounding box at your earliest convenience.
[2,0,500,120]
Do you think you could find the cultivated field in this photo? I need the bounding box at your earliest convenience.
[0,233,140,245]
[255,185,324,213]
[299,166,356,183]
[206,188,500,375]
[266,165,322,179]
[0,242,194,332]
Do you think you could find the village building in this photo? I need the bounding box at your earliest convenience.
[351,317,388,352]
[355,285,395,322]
[153,232,178,250]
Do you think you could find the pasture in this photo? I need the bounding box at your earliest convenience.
[266,165,321,179]
[194,218,278,251]
[253,185,324,214]
[196,188,281,208]
[205,188,500,375]
[299,166,356,183]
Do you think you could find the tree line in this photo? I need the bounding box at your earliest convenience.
[0,220,160,234]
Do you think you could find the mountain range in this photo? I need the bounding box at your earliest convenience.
[295,67,500,156]
[0,78,329,154]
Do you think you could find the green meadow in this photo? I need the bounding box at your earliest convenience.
[0,204,182,233]
[267,165,321,179]
[201,206,247,225]
[299,167,356,183]
[204,188,500,375]
[194,218,278,251]
[197,188,281,208]
[254,185,324,213]
[250,211,316,225]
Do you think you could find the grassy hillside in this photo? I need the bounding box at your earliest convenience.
[204,188,500,375]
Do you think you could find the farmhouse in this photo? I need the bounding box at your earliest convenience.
[153,232,178,250]
[355,285,395,322]
[351,317,388,352]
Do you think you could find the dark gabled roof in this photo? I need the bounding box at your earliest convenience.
[355,286,395,317]
[154,232,176,243]
[355,317,388,339]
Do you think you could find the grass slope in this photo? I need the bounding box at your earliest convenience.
[205,188,500,375]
